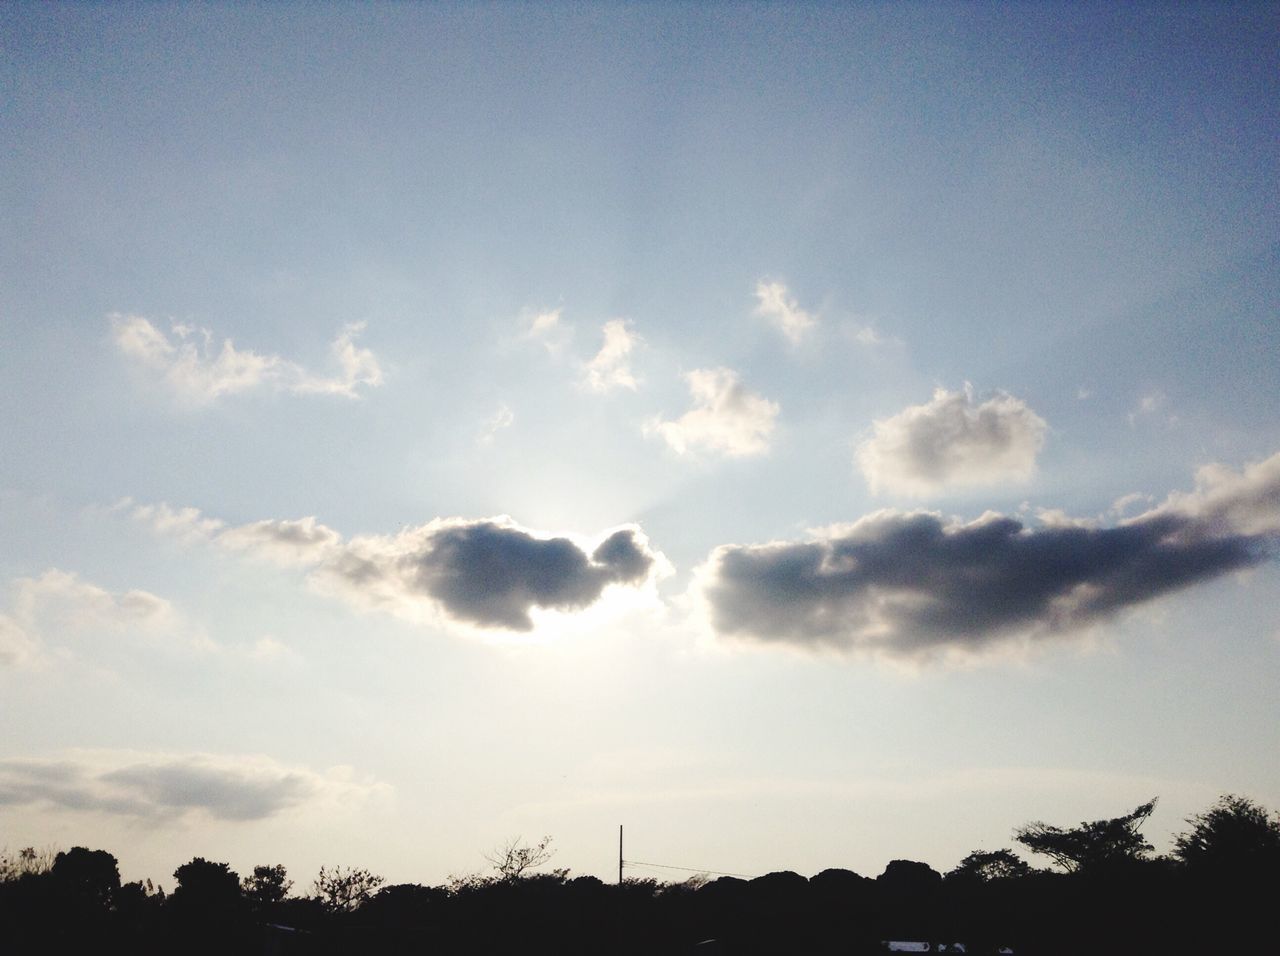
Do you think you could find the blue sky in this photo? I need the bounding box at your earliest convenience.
[2,3,1279,888]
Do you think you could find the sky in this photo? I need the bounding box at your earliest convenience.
[2,2,1279,890]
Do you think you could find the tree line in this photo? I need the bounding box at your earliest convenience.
[3,794,1278,955]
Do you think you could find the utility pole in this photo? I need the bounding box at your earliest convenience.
[618,825,623,884]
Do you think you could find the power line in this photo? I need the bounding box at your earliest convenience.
[623,859,759,880]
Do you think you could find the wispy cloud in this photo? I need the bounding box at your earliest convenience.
[136,507,667,634]
[647,367,779,458]
[0,751,386,823]
[695,451,1280,662]
[582,319,640,392]
[111,315,382,404]
[754,280,816,345]
[523,307,571,354]
[478,403,515,445]
[0,568,189,667]
[857,385,1048,497]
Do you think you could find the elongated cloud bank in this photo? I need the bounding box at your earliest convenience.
[857,386,1047,496]
[0,752,384,822]
[111,315,382,403]
[135,508,664,632]
[698,452,1280,658]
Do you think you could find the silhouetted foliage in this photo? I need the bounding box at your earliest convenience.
[1173,793,1280,874]
[946,848,1032,882]
[313,864,385,913]
[485,835,561,883]
[0,845,56,881]
[52,847,120,905]
[7,793,1280,955]
[1014,797,1157,872]
[242,862,292,908]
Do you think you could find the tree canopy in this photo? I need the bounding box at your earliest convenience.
[1014,798,1157,872]
[1173,794,1280,874]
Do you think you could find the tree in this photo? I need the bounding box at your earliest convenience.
[945,848,1032,882]
[242,863,292,908]
[485,836,559,883]
[0,845,56,881]
[51,847,120,905]
[1173,794,1280,874]
[312,865,384,914]
[171,858,243,916]
[1014,798,1157,872]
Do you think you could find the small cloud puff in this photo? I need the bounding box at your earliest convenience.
[582,319,641,392]
[695,451,1280,662]
[754,281,816,345]
[478,403,515,445]
[857,385,1047,497]
[0,751,386,823]
[647,368,779,458]
[111,315,382,405]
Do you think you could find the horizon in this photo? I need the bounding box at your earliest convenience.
[3,2,1279,891]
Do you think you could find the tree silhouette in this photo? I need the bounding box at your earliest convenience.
[313,865,385,913]
[51,847,120,906]
[945,848,1032,882]
[241,863,292,908]
[485,836,559,883]
[1014,798,1157,872]
[1173,794,1280,874]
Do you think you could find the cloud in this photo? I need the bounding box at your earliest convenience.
[523,307,571,354]
[857,386,1048,497]
[217,517,343,566]
[0,616,39,668]
[316,520,661,631]
[1128,390,1178,428]
[696,452,1280,660]
[647,368,779,457]
[111,315,382,404]
[0,752,384,822]
[754,281,815,345]
[582,319,640,392]
[478,403,515,445]
[0,568,192,667]
[12,569,176,634]
[129,501,226,542]
[137,507,666,633]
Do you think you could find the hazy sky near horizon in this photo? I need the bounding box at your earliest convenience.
[3,3,1279,889]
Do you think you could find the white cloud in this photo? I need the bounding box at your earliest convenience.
[523,307,571,354]
[217,516,343,566]
[582,319,640,392]
[0,751,386,823]
[856,385,1048,497]
[130,501,226,542]
[0,569,186,667]
[754,280,816,345]
[647,367,779,458]
[292,321,384,397]
[0,615,39,668]
[12,569,177,634]
[1128,390,1178,428]
[110,315,382,404]
[478,403,515,445]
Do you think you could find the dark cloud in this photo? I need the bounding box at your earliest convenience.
[138,504,665,633]
[701,453,1280,657]
[371,521,656,630]
[0,754,371,822]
